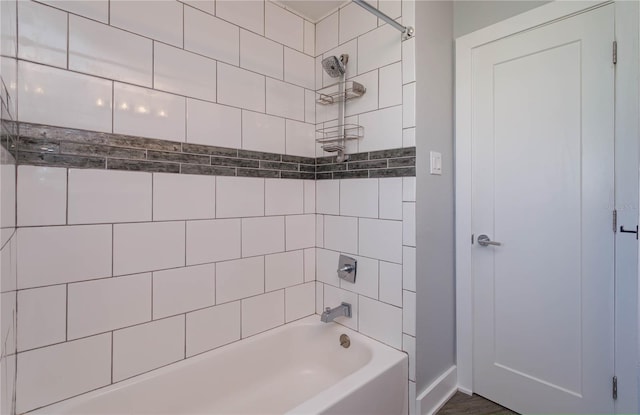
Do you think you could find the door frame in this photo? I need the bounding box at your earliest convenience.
[455,1,639,411]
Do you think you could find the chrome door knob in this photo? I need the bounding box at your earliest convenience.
[477,234,502,247]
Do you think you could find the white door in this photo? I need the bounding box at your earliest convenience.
[471,4,615,414]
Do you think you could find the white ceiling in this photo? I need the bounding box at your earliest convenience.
[277,0,350,22]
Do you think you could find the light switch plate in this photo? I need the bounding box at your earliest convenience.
[430,151,442,175]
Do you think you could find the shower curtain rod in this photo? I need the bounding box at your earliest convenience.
[352,0,414,40]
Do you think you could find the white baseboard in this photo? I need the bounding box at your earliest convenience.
[416,366,457,415]
[457,386,472,396]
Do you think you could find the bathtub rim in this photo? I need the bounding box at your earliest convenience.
[30,315,407,414]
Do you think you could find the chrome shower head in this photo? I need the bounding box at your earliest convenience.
[321,54,348,78]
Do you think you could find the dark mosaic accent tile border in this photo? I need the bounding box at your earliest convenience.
[13,122,316,179]
[314,147,416,179]
[11,122,416,179]
[1,99,18,163]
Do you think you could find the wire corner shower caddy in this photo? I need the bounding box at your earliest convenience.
[315,0,414,162]
[315,54,366,162]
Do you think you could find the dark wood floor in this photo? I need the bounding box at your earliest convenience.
[436,392,519,415]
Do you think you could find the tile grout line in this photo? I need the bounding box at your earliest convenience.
[111,224,115,277]
[65,168,70,224]
[110,331,114,384]
[65,284,69,341]
[66,13,70,70]
[151,272,154,321]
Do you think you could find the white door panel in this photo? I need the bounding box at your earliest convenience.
[472,5,615,414]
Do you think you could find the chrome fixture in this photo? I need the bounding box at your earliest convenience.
[321,302,352,323]
[337,254,357,283]
[319,54,350,162]
[477,234,502,247]
[316,54,366,163]
[352,0,414,40]
[321,55,347,78]
[317,81,365,105]
[339,334,351,348]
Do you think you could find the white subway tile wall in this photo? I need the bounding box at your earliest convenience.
[265,250,304,291]
[379,178,403,220]
[16,334,112,413]
[241,110,286,153]
[339,178,378,218]
[17,166,67,227]
[68,15,153,87]
[285,214,315,250]
[0,292,16,355]
[265,2,303,52]
[284,48,315,90]
[314,175,416,377]
[17,1,67,68]
[113,82,187,142]
[153,43,217,102]
[40,0,108,23]
[7,0,418,411]
[17,285,66,351]
[68,169,152,224]
[17,225,112,289]
[216,256,265,303]
[110,1,183,48]
[183,6,239,65]
[186,219,241,265]
[186,301,241,357]
[153,173,216,221]
[8,0,317,157]
[17,61,113,133]
[12,167,325,410]
[216,0,264,36]
[241,290,284,337]
[265,179,304,216]
[0,55,18,415]
[182,0,214,15]
[113,221,186,276]
[240,29,284,80]
[338,2,377,46]
[285,282,315,322]
[112,316,185,381]
[241,216,285,257]
[216,176,265,218]
[186,99,242,149]
[315,12,338,55]
[152,264,215,319]
[266,78,305,121]
[67,274,152,340]
[285,119,316,158]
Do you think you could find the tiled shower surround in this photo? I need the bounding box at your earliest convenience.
[1,73,18,415]
[13,169,318,413]
[0,0,417,413]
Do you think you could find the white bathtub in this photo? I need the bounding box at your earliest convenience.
[34,316,408,414]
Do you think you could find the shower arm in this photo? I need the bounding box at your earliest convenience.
[352,0,414,40]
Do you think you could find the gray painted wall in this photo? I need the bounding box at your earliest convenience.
[453,1,550,38]
[414,0,552,395]
[414,0,456,392]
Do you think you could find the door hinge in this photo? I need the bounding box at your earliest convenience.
[613,376,618,400]
[613,41,617,64]
[613,210,617,232]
